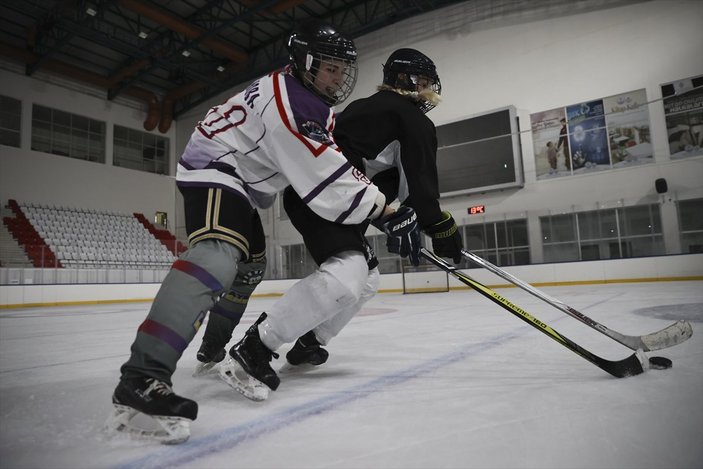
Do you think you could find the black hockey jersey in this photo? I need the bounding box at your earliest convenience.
[333,90,443,228]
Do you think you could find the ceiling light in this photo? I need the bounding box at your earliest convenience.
[86,7,97,16]
[181,50,191,57]
[217,65,225,72]
[138,31,148,39]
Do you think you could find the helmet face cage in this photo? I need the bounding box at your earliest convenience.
[413,75,441,113]
[382,48,441,113]
[287,22,358,106]
[300,52,358,106]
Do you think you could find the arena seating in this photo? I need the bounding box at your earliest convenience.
[3,199,59,267]
[4,199,180,269]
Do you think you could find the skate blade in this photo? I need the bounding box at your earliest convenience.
[279,361,319,375]
[218,358,270,402]
[192,361,220,378]
[103,404,191,445]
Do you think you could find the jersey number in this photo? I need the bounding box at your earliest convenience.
[198,104,247,139]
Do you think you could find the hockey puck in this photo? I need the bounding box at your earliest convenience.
[648,356,673,370]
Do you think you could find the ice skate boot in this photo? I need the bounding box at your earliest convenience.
[280,330,329,374]
[104,377,197,444]
[219,313,279,401]
[193,341,226,377]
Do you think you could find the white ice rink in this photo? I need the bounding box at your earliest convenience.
[1,280,701,469]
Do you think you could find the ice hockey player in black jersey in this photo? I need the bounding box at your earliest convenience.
[223,48,463,400]
[104,20,422,443]
[282,47,464,371]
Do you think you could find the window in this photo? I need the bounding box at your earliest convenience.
[281,232,412,278]
[678,198,703,253]
[31,104,105,162]
[0,95,21,148]
[578,209,619,260]
[619,205,664,257]
[367,233,405,274]
[281,218,530,279]
[541,212,580,262]
[113,125,169,175]
[463,219,530,267]
[541,203,664,263]
[281,244,316,279]
[278,197,289,221]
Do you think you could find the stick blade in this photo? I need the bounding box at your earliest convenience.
[601,349,647,378]
[641,320,693,351]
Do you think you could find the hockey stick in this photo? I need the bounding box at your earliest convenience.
[420,248,648,378]
[460,250,693,351]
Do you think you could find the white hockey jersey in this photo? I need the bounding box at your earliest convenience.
[177,67,385,224]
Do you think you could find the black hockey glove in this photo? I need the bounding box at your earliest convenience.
[375,206,421,266]
[425,211,463,264]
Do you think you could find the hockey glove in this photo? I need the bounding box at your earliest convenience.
[376,206,421,266]
[425,211,463,264]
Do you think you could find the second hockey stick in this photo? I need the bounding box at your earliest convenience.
[420,248,652,378]
[461,249,693,351]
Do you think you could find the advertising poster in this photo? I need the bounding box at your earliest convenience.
[530,107,570,179]
[565,99,610,172]
[662,76,703,159]
[603,89,652,167]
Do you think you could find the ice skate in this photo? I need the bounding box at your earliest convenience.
[193,341,226,378]
[104,377,197,444]
[280,330,329,374]
[219,313,279,401]
[219,355,271,401]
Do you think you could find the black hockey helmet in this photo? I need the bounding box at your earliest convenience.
[382,48,441,113]
[287,19,358,106]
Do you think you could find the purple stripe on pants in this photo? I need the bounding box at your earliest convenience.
[172,259,224,292]
[138,319,189,353]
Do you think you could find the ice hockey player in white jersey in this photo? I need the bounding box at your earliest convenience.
[217,48,462,402]
[105,19,422,444]
[276,48,464,374]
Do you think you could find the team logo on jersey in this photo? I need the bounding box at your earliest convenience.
[301,121,333,145]
[351,168,371,184]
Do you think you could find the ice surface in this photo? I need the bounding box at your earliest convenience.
[1,281,701,469]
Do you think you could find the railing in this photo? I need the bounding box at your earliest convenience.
[0,265,170,285]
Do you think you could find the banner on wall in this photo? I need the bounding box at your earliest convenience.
[530,108,568,179]
[661,75,703,159]
[603,89,652,167]
[530,89,652,180]
[566,99,609,171]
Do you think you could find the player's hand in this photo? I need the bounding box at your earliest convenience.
[425,211,463,264]
[376,207,421,266]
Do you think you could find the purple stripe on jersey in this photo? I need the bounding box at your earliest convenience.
[179,159,195,170]
[335,187,366,224]
[180,144,216,169]
[302,162,352,204]
[207,161,239,178]
[245,171,279,185]
[138,319,188,353]
[283,74,332,135]
[206,160,279,186]
[172,259,224,292]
